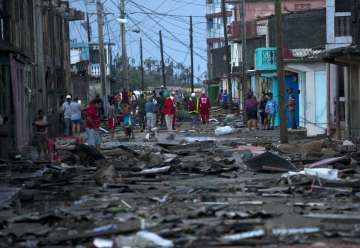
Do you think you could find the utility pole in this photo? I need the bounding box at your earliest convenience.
[221,0,232,104]
[96,0,107,102]
[140,38,145,91]
[120,0,129,89]
[86,12,91,101]
[275,0,288,144]
[190,16,194,93]
[159,30,166,88]
[86,13,92,43]
[241,0,246,110]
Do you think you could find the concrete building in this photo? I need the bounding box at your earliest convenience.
[0,0,83,158]
[206,0,233,82]
[250,9,328,136]
[70,41,114,102]
[324,0,360,138]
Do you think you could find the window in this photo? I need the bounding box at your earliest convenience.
[335,15,351,37]
[335,0,351,12]
[207,18,214,30]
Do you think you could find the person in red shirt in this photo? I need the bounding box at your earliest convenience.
[162,92,176,131]
[198,91,211,124]
[86,99,101,149]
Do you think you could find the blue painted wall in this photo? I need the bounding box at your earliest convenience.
[285,75,300,128]
[271,75,300,128]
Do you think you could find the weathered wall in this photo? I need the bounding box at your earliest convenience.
[268,9,327,49]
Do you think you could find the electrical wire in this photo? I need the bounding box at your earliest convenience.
[127,0,207,62]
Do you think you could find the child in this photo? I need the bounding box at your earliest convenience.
[123,104,134,140]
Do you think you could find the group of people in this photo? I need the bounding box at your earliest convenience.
[187,92,211,125]
[32,89,212,160]
[245,92,278,130]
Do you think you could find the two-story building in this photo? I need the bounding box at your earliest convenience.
[227,0,326,105]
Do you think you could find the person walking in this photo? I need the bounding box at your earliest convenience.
[162,92,176,131]
[107,97,116,139]
[198,91,211,125]
[245,91,258,130]
[171,92,177,130]
[138,94,146,132]
[33,110,48,160]
[265,93,278,130]
[85,99,101,150]
[123,104,134,140]
[62,95,72,136]
[258,93,268,130]
[188,93,199,124]
[70,97,82,136]
[158,91,165,127]
[145,96,157,132]
[221,90,229,109]
[94,94,104,118]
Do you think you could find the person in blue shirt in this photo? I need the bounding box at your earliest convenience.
[145,96,157,131]
[265,93,278,130]
[221,90,229,109]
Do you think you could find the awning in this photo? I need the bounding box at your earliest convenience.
[323,45,360,65]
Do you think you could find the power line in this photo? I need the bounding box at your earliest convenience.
[127,0,207,62]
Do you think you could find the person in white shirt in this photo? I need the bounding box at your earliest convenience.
[62,95,72,136]
[70,97,82,136]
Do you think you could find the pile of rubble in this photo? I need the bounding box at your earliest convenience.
[1,130,360,247]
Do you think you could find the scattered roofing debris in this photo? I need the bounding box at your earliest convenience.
[1,122,360,247]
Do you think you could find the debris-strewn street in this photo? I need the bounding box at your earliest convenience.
[1,112,360,247]
[2,0,360,247]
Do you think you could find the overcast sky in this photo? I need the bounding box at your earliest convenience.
[69,0,208,83]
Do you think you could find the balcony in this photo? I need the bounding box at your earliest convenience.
[90,64,110,77]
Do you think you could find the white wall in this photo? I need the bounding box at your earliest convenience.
[286,63,327,136]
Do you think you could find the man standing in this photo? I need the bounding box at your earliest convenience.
[138,94,146,132]
[158,91,165,127]
[70,97,82,136]
[145,96,157,132]
[171,92,177,130]
[222,90,229,109]
[162,92,175,131]
[62,95,72,136]
[198,91,211,125]
[85,99,101,150]
[245,91,258,130]
[188,93,198,124]
[265,93,278,130]
[288,89,297,129]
